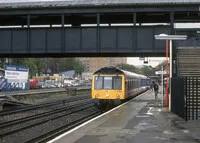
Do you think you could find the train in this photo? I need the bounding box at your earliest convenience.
[91,67,150,109]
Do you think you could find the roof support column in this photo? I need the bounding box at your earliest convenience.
[27,14,30,53]
[133,12,137,53]
[27,14,30,28]
[97,13,100,55]
[170,12,176,77]
[61,14,65,54]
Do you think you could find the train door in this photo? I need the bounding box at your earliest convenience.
[125,76,128,98]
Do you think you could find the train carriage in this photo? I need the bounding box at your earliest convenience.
[92,67,150,108]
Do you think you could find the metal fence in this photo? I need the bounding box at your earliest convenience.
[171,77,200,121]
[171,77,185,119]
[184,77,200,121]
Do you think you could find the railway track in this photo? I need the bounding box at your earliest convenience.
[29,111,100,143]
[0,90,149,143]
[0,97,99,143]
[0,94,90,116]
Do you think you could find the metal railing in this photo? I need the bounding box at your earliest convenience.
[171,77,200,121]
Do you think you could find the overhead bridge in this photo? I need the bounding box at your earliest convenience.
[0,0,200,57]
[0,26,170,57]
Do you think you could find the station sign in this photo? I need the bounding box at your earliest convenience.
[155,71,167,75]
[139,57,145,61]
[5,65,29,83]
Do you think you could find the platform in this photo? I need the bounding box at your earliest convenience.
[48,88,200,143]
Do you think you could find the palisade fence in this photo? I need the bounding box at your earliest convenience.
[171,77,200,121]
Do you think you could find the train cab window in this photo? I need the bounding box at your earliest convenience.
[95,76,103,89]
[104,76,112,89]
[113,76,122,90]
[95,76,122,90]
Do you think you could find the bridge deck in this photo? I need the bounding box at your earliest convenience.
[0,0,199,9]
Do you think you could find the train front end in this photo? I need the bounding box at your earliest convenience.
[92,74,125,100]
[91,68,126,109]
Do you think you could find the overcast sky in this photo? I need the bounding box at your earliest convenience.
[127,57,166,67]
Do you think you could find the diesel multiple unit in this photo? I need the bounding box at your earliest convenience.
[92,67,150,108]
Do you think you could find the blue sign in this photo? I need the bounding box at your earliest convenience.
[5,65,29,72]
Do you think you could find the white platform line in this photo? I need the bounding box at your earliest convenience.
[47,90,149,143]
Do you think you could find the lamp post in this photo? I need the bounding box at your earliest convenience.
[155,34,187,111]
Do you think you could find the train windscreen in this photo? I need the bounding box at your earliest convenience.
[94,76,122,90]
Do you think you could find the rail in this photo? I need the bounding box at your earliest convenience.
[0,94,90,116]
[0,86,91,97]
[0,89,149,143]
[0,97,99,143]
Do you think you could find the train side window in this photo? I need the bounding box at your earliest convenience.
[128,78,130,90]
[131,78,133,89]
[134,79,136,88]
[127,79,130,90]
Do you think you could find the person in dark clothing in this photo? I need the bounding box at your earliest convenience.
[152,81,159,99]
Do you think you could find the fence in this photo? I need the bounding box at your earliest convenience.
[171,77,185,119]
[171,77,200,121]
[184,77,200,120]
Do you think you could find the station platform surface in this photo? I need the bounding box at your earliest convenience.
[49,88,200,143]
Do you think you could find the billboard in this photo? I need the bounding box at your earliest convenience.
[5,65,29,83]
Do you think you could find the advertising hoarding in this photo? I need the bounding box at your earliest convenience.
[5,65,29,83]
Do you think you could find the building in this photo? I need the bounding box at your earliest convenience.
[79,57,127,73]
[59,70,75,78]
[81,72,93,80]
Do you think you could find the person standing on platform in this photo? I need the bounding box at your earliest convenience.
[152,81,159,99]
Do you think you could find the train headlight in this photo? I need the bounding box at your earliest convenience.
[116,94,120,98]
[106,94,109,98]
[95,94,100,98]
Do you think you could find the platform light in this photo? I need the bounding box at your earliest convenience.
[155,34,187,111]
[155,34,187,40]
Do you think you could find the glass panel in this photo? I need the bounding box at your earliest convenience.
[94,76,122,90]
[94,76,103,89]
[113,76,122,90]
[104,76,112,89]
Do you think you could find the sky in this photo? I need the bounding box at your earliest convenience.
[127,57,165,67]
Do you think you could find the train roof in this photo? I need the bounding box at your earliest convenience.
[93,67,147,79]
[93,67,124,75]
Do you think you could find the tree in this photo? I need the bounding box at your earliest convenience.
[11,58,25,65]
[72,59,86,76]
[140,65,153,76]
[0,58,6,68]
[23,59,38,77]
[34,58,45,75]
[116,63,141,74]
[11,58,43,77]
